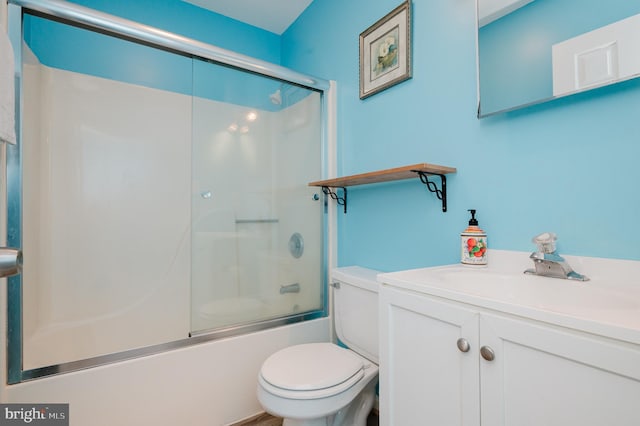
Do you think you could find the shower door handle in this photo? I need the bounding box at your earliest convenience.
[280,283,300,294]
[0,247,22,278]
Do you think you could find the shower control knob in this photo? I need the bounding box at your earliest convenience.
[456,338,470,353]
[288,233,304,258]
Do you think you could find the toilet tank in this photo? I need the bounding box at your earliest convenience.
[332,266,380,364]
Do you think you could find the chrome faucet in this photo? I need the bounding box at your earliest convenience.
[524,232,589,281]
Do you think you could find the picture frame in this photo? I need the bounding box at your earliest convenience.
[359,1,412,99]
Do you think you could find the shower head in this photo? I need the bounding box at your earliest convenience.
[269,89,282,105]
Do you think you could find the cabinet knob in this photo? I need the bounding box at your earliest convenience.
[456,338,470,353]
[480,345,495,361]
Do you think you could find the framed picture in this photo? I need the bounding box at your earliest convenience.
[359,1,412,99]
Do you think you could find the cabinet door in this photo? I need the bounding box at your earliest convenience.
[379,286,480,426]
[480,314,640,426]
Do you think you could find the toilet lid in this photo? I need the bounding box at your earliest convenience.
[260,343,364,391]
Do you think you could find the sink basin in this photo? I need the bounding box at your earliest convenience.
[427,266,639,312]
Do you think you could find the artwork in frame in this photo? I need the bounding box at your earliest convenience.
[359,1,412,99]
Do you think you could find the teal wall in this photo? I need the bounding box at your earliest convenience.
[25,14,193,95]
[282,0,640,271]
[63,0,281,62]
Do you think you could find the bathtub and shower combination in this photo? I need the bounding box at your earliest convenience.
[2,1,333,423]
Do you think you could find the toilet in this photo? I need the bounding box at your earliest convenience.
[257,266,380,426]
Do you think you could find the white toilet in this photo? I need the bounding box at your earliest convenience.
[257,266,380,426]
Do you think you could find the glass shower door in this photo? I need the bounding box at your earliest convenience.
[16,15,193,371]
[8,8,327,383]
[190,59,324,334]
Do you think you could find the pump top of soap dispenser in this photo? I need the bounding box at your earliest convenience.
[468,209,478,226]
[462,209,485,234]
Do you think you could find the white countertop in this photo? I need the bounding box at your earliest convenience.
[378,250,640,345]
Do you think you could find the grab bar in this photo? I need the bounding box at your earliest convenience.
[280,283,300,294]
[0,247,22,278]
[235,219,279,224]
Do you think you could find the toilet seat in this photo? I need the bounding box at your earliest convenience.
[259,343,365,400]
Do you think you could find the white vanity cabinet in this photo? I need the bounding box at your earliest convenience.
[379,286,480,425]
[379,284,640,426]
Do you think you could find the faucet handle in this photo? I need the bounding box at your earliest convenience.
[532,232,557,254]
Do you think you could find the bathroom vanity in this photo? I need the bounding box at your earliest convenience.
[377,250,640,426]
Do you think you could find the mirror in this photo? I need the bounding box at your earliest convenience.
[477,0,640,117]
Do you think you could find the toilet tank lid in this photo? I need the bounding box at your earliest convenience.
[332,266,381,292]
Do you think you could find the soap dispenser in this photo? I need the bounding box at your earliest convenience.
[461,209,487,265]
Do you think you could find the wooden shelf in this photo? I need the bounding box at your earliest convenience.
[308,163,456,188]
[309,163,457,213]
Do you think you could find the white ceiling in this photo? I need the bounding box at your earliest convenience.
[182,0,314,35]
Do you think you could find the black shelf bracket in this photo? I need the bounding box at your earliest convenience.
[414,171,448,212]
[322,186,347,213]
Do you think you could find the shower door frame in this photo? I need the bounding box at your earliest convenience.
[5,0,333,384]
